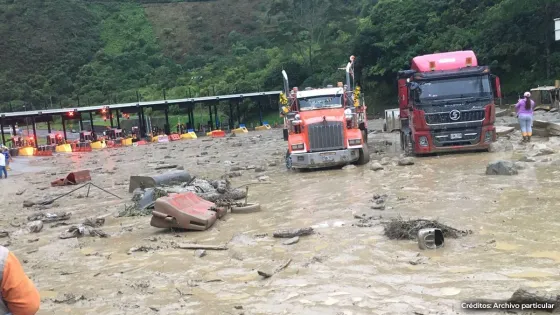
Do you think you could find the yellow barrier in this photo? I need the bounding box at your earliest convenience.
[18,147,35,156]
[55,144,73,153]
[151,136,158,142]
[122,138,133,146]
[255,124,272,131]
[232,127,249,134]
[181,132,197,139]
[91,141,106,150]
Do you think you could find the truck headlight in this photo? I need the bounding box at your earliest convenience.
[484,131,492,143]
[344,108,353,120]
[291,143,304,150]
[419,136,428,147]
[348,139,361,146]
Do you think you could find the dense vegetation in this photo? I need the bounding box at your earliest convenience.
[0,0,558,117]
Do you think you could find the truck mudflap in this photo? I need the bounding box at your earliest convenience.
[289,149,360,169]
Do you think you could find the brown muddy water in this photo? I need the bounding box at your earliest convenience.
[1,120,560,315]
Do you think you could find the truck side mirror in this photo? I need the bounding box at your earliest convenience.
[494,76,502,99]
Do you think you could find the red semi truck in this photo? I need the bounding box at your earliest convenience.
[397,50,502,155]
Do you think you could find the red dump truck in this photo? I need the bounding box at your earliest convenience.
[397,50,502,155]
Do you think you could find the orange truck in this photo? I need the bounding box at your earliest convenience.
[397,50,501,155]
[280,57,369,169]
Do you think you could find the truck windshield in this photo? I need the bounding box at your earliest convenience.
[298,95,343,111]
[413,75,492,104]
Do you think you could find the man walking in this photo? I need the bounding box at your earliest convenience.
[0,149,6,179]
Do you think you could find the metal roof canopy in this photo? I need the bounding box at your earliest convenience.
[0,91,281,119]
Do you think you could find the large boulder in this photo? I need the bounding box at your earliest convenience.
[486,160,518,175]
[398,157,415,166]
[532,144,555,157]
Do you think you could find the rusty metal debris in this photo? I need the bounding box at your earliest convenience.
[51,170,91,187]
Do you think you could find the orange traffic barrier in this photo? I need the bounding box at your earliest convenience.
[107,140,123,148]
[51,170,91,186]
[169,134,181,141]
[133,140,148,146]
[34,145,54,157]
[210,130,226,138]
[71,142,92,152]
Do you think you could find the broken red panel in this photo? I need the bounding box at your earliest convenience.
[51,170,91,187]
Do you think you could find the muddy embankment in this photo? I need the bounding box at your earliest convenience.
[1,118,560,315]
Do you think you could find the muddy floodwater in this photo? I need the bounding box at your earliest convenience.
[2,119,560,315]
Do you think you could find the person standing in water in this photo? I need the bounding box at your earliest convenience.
[515,91,535,142]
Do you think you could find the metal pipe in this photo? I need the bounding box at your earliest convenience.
[237,100,241,127]
[116,109,121,129]
[258,99,263,125]
[214,102,218,129]
[229,102,233,130]
[0,119,5,145]
[164,107,170,134]
[89,112,94,132]
[208,104,213,130]
[109,109,114,128]
[62,116,67,141]
[47,121,51,134]
[79,115,84,131]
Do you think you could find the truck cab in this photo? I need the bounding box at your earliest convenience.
[397,50,501,155]
[281,57,369,169]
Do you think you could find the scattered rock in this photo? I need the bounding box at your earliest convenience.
[282,236,299,245]
[273,227,314,238]
[397,157,415,166]
[268,161,277,167]
[16,189,26,196]
[519,155,536,162]
[128,246,153,254]
[370,162,384,171]
[225,171,242,178]
[164,155,172,159]
[533,144,555,156]
[194,249,207,258]
[176,166,185,170]
[514,162,527,170]
[486,160,518,176]
[255,166,266,172]
[257,176,270,182]
[489,140,514,152]
[230,166,244,171]
[379,157,391,165]
[371,204,386,210]
[27,221,43,233]
[23,200,35,208]
[155,164,178,170]
[342,165,356,170]
[495,126,515,137]
[246,165,256,170]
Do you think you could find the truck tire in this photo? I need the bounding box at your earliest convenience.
[403,133,414,156]
[383,123,387,132]
[356,143,370,165]
[285,150,292,170]
[361,129,368,144]
[283,129,288,141]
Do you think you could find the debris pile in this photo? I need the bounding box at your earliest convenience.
[121,174,247,217]
[382,217,471,240]
[59,218,108,239]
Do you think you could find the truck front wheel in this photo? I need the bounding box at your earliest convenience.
[356,144,370,165]
[285,150,292,170]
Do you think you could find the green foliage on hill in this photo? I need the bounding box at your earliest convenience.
[0,0,558,116]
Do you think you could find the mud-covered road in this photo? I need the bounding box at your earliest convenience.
[2,118,560,315]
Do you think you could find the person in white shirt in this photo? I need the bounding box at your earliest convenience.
[0,149,7,178]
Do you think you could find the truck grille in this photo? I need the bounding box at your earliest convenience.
[425,110,485,125]
[308,121,344,152]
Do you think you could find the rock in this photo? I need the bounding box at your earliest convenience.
[194,249,206,258]
[268,161,277,167]
[519,155,536,162]
[176,166,184,170]
[532,144,555,156]
[282,236,299,245]
[370,162,384,171]
[16,189,26,196]
[226,171,242,178]
[257,176,269,182]
[200,152,208,156]
[342,165,356,170]
[27,221,43,233]
[155,164,178,170]
[514,162,527,170]
[224,160,235,165]
[489,140,514,152]
[486,160,518,175]
[397,157,415,166]
[273,227,314,238]
[23,200,35,208]
[495,126,515,137]
[230,166,244,171]
[246,165,256,170]
[164,155,172,159]
[371,204,386,210]
[254,166,266,172]
[379,157,391,165]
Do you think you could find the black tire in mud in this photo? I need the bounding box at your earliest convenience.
[401,131,414,156]
[283,129,289,141]
[285,150,293,170]
[356,143,370,165]
[361,129,368,144]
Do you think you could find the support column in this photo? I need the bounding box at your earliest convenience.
[109,109,114,128]
[47,121,51,134]
[116,110,121,129]
[164,107,170,135]
[139,107,145,137]
[188,105,193,130]
[258,99,263,125]
[62,116,67,141]
[31,117,38,149]
[0,119,5,145]
[237,100,241,127]
[79,115,84,131]
[89,112,94,132]
[191,105,196,131]
[228,101,233,130]
[12,125,16,137]
[214,103,219,129]
[208,104,213,130]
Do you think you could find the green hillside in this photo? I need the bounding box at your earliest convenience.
[0,0,558,116]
